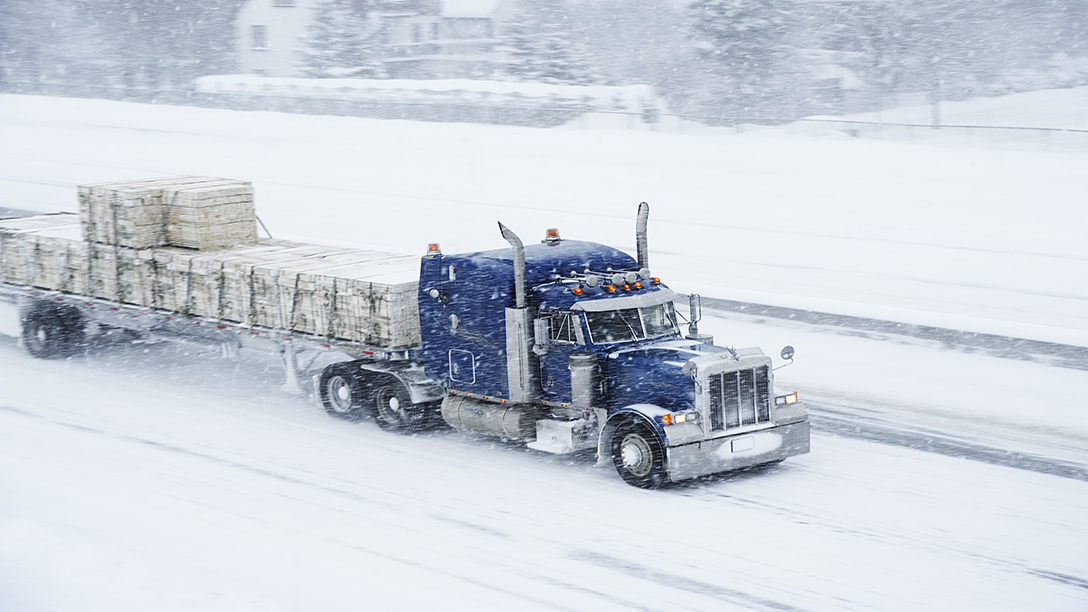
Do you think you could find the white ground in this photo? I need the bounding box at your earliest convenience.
[1,91,1087,611]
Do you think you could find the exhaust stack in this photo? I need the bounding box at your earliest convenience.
[498,222,538,403]
[636,202,650,270]
[498,222,526,308]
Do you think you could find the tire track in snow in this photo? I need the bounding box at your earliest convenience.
[703,297,1088,371]
[805,400,1088,482]
[678,464,1088,601]
[570,550,804,612]
[0,401,776,612]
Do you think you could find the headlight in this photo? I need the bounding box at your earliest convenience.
[775,392,799,405]
[662,410,699,425]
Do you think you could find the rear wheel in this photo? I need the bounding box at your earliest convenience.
[319,363,366,420]
[22,303,84,359]
[371,379,426,433]
[610,420,667,489]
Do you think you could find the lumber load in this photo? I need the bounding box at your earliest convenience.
[78,176,258,250]
[0,212,421,349]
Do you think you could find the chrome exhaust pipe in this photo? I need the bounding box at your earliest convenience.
[498,222,538,403]
[498,221,526,308]
[636,202,650,270]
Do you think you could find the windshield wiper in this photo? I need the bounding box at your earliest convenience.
[616,311,642,344]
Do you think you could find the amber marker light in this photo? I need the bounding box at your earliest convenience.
[605,285,616,293]
[572,287,583,295]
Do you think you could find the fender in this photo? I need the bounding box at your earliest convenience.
[356,360,446,405]
[597,404,668,464]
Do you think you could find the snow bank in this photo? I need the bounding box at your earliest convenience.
[193,75,666,121]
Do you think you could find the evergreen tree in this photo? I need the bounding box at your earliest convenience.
[497,0,595,85]
[298,0,384,79]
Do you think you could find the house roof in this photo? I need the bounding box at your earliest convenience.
[442,0,502,18]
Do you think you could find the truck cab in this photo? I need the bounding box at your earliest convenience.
[415,204,810,488]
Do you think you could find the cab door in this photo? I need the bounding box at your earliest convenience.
[538,311,583,403]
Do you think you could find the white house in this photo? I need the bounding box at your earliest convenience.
[235,0,318,78]
[234,0,511,79]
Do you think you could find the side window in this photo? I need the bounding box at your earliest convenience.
[547,313,580,345]
[251,25,268,50]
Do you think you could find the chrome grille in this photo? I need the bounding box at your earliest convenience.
[708,366,771,432]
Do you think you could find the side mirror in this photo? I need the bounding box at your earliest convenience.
[773,345,795,371]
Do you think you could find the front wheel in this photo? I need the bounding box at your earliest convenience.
[610,420,668,489]
[319,363,366,420]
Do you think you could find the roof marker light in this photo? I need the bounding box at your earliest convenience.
[572,287,583,295]
[605,285,616,293]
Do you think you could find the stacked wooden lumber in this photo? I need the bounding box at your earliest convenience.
[78,176,258,250]
[0,212,422,348]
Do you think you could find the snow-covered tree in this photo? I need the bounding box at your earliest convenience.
[687,0,796,122]
[497,0,596,85]
[567,0,689,89]
[298,0,385,79]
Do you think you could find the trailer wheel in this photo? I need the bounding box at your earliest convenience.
[610,420,667,489]
[319,363,366,420]
[22,303,85,359]
[371,379,426,433]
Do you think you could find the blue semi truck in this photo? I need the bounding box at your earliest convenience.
[2,199,809,488]
[316,203,810,488]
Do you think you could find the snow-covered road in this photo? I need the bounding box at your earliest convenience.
[1,333,1086,612]
[2,93,1088,610]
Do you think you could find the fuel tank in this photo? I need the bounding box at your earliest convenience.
[441,395,545,440]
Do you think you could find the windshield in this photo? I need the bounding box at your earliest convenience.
[584,303,679,345]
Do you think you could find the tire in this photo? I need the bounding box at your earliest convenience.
[370,378,426,434]
[319,363,366,420]
[610,419,668,489]
[22,303,84,359]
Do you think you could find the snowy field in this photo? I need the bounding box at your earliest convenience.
[1,91,1087,610]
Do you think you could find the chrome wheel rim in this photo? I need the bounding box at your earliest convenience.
[620,433,653,477]
[375,387,403,424]
[326,376,353,414]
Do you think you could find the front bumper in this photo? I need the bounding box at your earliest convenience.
[666,420,810,483]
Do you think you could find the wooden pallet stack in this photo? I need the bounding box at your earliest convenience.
[1,179,423,349]
[78,176,258,250]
